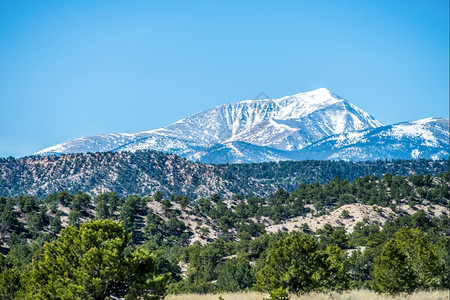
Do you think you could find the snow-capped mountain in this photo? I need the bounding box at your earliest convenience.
[35,88,381,154]
[288,117,449,162]
[34,88,448,163]
[112,88,381,152]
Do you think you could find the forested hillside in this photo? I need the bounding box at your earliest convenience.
[0,171,449,298]
[0,150,447,198]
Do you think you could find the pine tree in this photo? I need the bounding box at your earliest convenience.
[372,227,440,294]
[22,219,168,299]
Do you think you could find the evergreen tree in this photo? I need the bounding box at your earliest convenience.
[372,227,440,294]
[216,256,255,292]
[22,220,168,299]
[255,232,348,293]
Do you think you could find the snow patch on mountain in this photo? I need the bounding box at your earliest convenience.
[293,117,449,161]
[389,118,442,147]
[34,132,146,156]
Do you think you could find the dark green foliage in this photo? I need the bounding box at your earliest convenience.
[182,240,229,293]
[163,217,186,236]
[372,227,440,294]
[162,198,172,213]
[22,220,168,299]
[435,236,450,289]
[153,191,163,202]
[317,224,349,249]
[0,197,18,233]
[16,195,37,213]
[348,247,376,288]
[216,256,255,292]
[48,213,62,236]
[120,195,144,233]
[150,250,182,284]
[26,211,46,238]
[144,208,163,239]
[255,233,349,293]
[72,191,91,211]
[54,191,74,206]
[0,255,21,299]
[95,192,120,219]
[68,209,82,227]
[0,203,447,297]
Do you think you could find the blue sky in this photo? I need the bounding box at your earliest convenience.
[0,0,448,157]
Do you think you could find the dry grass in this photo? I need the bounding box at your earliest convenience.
[166,290,450,300]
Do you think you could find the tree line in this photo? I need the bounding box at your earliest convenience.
[0,151,448,199]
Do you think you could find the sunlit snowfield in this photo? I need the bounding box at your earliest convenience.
[166,290,450,300]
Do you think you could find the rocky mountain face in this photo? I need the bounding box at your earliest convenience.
[34,88,448,163]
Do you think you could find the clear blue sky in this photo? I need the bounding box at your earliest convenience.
[0,0,448,157]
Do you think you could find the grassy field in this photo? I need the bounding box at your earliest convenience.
[166,290,450,300]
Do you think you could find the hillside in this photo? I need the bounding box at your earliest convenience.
[0,150,448,198]
[1,169,449,296]
[1,171,449,247]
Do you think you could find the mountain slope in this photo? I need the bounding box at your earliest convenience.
[119,88,382,153]
[224,99,382,150]
[193,141,290,164]
[292,118,449,161]
[1,151,448,199]
[35,88,382,160]
[34,132,151,156]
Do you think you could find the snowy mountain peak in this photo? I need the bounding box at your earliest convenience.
[32,88,447,164]
[411,117,447,125]
[227,87,337,107]
[34,88,382,155]
[290,87,336,101]
[151,88,381,150]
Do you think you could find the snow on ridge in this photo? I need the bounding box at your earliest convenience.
[33,88,448,164]
[332,130,369,147]
[223,87,335,107]
[275,87,337,103]
[389,121,439,146]
[213,88,381,149]
[345,102,383,128]
[410,117,446,125]
[226,143,245,158]
[268,119,298,131]
[151,87,371,148]
[34,132,140,155]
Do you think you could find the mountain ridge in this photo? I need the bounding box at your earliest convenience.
[290,117,449,162]
[1,150,448,199]
[33,88,448,163]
